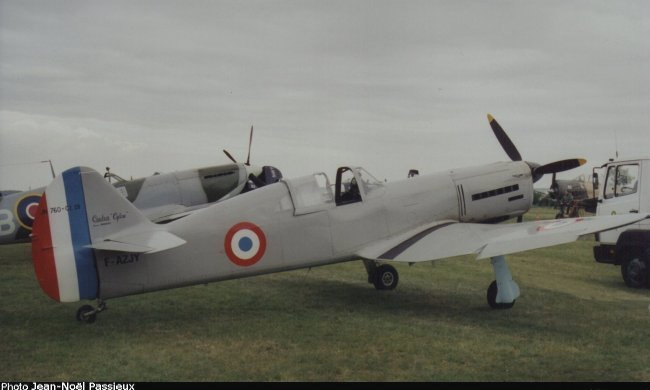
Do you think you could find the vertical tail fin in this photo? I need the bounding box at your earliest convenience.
[31,166,184,302]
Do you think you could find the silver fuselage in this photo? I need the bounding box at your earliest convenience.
[97,161,533,299]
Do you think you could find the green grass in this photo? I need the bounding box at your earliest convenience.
[1,207,649,381]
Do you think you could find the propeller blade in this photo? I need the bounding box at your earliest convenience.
[246,125,253,166]
[487,114,522,162]
[534,158,586,175]
[223,149,238,164]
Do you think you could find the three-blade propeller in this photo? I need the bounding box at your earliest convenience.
[487,114,586,183]
[223,125,254,166]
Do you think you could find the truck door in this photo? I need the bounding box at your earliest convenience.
[597,162,641,244]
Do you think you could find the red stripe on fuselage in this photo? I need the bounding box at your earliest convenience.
[30,194,60,302]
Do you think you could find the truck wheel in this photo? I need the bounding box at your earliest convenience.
[621,256,648,289]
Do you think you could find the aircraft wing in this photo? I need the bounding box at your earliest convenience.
[356,214,649,262]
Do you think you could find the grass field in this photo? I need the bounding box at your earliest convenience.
[1,207,649,381]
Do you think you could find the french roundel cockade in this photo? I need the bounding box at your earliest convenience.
[224,222,267,267]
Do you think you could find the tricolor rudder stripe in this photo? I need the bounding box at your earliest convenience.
[31,167,99,303]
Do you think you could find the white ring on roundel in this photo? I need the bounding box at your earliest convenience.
[230,228,261,260]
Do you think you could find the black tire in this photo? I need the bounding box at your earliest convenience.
[486,280,515,309]
[373,264,399,290]
[76,305,97,324]
[621,256,648,289]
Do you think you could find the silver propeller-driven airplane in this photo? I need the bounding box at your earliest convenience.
[0,127,282,244]
[30,115,648,322]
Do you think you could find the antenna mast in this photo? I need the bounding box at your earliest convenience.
[41,160,55,178]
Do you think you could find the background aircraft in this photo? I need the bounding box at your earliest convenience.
[537,172,597,218]
[0,126,282,245]
[30,115,647,323]
[0,161,56,244]
[0,189,44,244]
[104,162,281,223]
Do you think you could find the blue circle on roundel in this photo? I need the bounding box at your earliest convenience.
[238,237,253,252]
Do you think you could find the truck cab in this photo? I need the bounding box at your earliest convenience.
[593,158,650,288]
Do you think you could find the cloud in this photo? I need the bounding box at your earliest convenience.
[1,1,648,191]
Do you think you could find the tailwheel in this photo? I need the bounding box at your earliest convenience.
[487,280,515,309]
[373,264,399,290]
[76,305,96,323]
[76,301,107,324]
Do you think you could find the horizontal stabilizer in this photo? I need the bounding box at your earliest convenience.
[88,230,186,254]
[357,214,650,263]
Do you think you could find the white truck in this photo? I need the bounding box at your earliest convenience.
[592,158,650,288]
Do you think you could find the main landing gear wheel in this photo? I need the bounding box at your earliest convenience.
[486,280,515,309]
[373,264,399,290]
[621,256,648,289]
[76,301,107,324]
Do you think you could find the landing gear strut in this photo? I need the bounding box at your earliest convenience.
[487,256,519,309]
[487,280,515,309]
[76,300,107,324]
[364,260,399,290]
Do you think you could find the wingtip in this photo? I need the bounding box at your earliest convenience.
[487,113,495,123]
[578,158,587,166]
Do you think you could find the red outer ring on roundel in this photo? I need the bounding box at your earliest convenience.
[224,222,267,267]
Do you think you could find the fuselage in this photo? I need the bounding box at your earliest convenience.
[96,161,534,300]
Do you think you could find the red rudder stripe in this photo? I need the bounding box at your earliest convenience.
[30,194,60,302]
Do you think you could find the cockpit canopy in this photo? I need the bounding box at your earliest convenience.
[335,166,383,205]
[284,166,384,215]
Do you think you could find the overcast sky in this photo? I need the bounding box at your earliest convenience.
[1,0,649,191]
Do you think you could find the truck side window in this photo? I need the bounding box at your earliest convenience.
[604,164,639,199]
[615,164,639,197]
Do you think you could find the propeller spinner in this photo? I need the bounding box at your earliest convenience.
[487,114,586,183]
